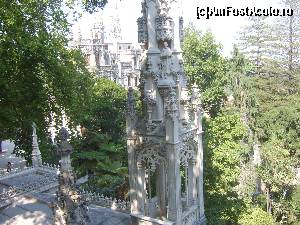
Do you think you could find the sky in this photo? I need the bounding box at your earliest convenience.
[73,0,282,56]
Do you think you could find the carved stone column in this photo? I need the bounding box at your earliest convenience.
[170,1,181,52]
[166,143,182,223]
[197,130,205,217]
[156,163,166,218]
[127,88,138,213]
[128,138,138,213]
[191,85,206,221]
[187,159,196,207]
[165,90,182,224]
[137,162,147,214]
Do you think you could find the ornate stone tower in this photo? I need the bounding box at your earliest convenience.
[126,0,206,224]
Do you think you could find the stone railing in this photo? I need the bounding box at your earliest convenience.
[131,214,175,225]
[182,205,199,225]
[40,162,59,172]
[0,163,59,208]
[0,186,22,208]
[147,196,159,218]
[0,166,35,180]
[0,186,21,200]
[0,162,59,179]
[79,189,131,213]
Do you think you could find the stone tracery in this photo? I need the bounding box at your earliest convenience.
[127,0,206,224]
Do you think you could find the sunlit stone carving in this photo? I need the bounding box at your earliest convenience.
[127,0,206,224]
[155,15,174,41]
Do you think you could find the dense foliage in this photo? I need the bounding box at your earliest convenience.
[239,207,276,225]
[183,25,300,224]
[203,111,248,224]
[71,78,129,198]
[183,28,228,117]
[183,28,248,224]
[237,3,300,222]
[0,0,94,162]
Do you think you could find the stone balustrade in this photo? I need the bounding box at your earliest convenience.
[181,205,200,225]
[0,166,35,180]
[40,162,60,171]
[0,163,59,180]
[131,214,175,225]
[79,189,131,213]
[0,162,59,208]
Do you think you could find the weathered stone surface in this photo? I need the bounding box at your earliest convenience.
[0,214,10,224]
[1,205,28,218]
[0,196,53,225]
[52,127,90,225]
[0,196,132,225]
[131,214,174,225]
[126,0,206,224]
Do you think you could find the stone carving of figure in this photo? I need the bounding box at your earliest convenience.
[140,49,148,72]
[165,87,178,118]
[160,42,172,75]
[157,0,171,15]
[7,162,12,172]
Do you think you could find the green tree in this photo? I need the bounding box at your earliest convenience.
[258,139,295,214]
[236,12,300,221]
[183,28,254,224]
[0,0,95,162]
[79,78,128,142]
[71,78,128,198]
[239,207,276,225]
[238,16,276,76]
[203,110,249,225]
[274,0,300,77]
[183,27,228,117]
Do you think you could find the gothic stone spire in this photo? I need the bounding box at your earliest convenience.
[127,0,206,224]
[31,122,42,167]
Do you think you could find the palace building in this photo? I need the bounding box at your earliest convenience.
[69,17,142,89]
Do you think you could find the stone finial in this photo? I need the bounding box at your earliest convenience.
[59,127,70,142]
[32,122,42,167]
[57,127,72,156]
